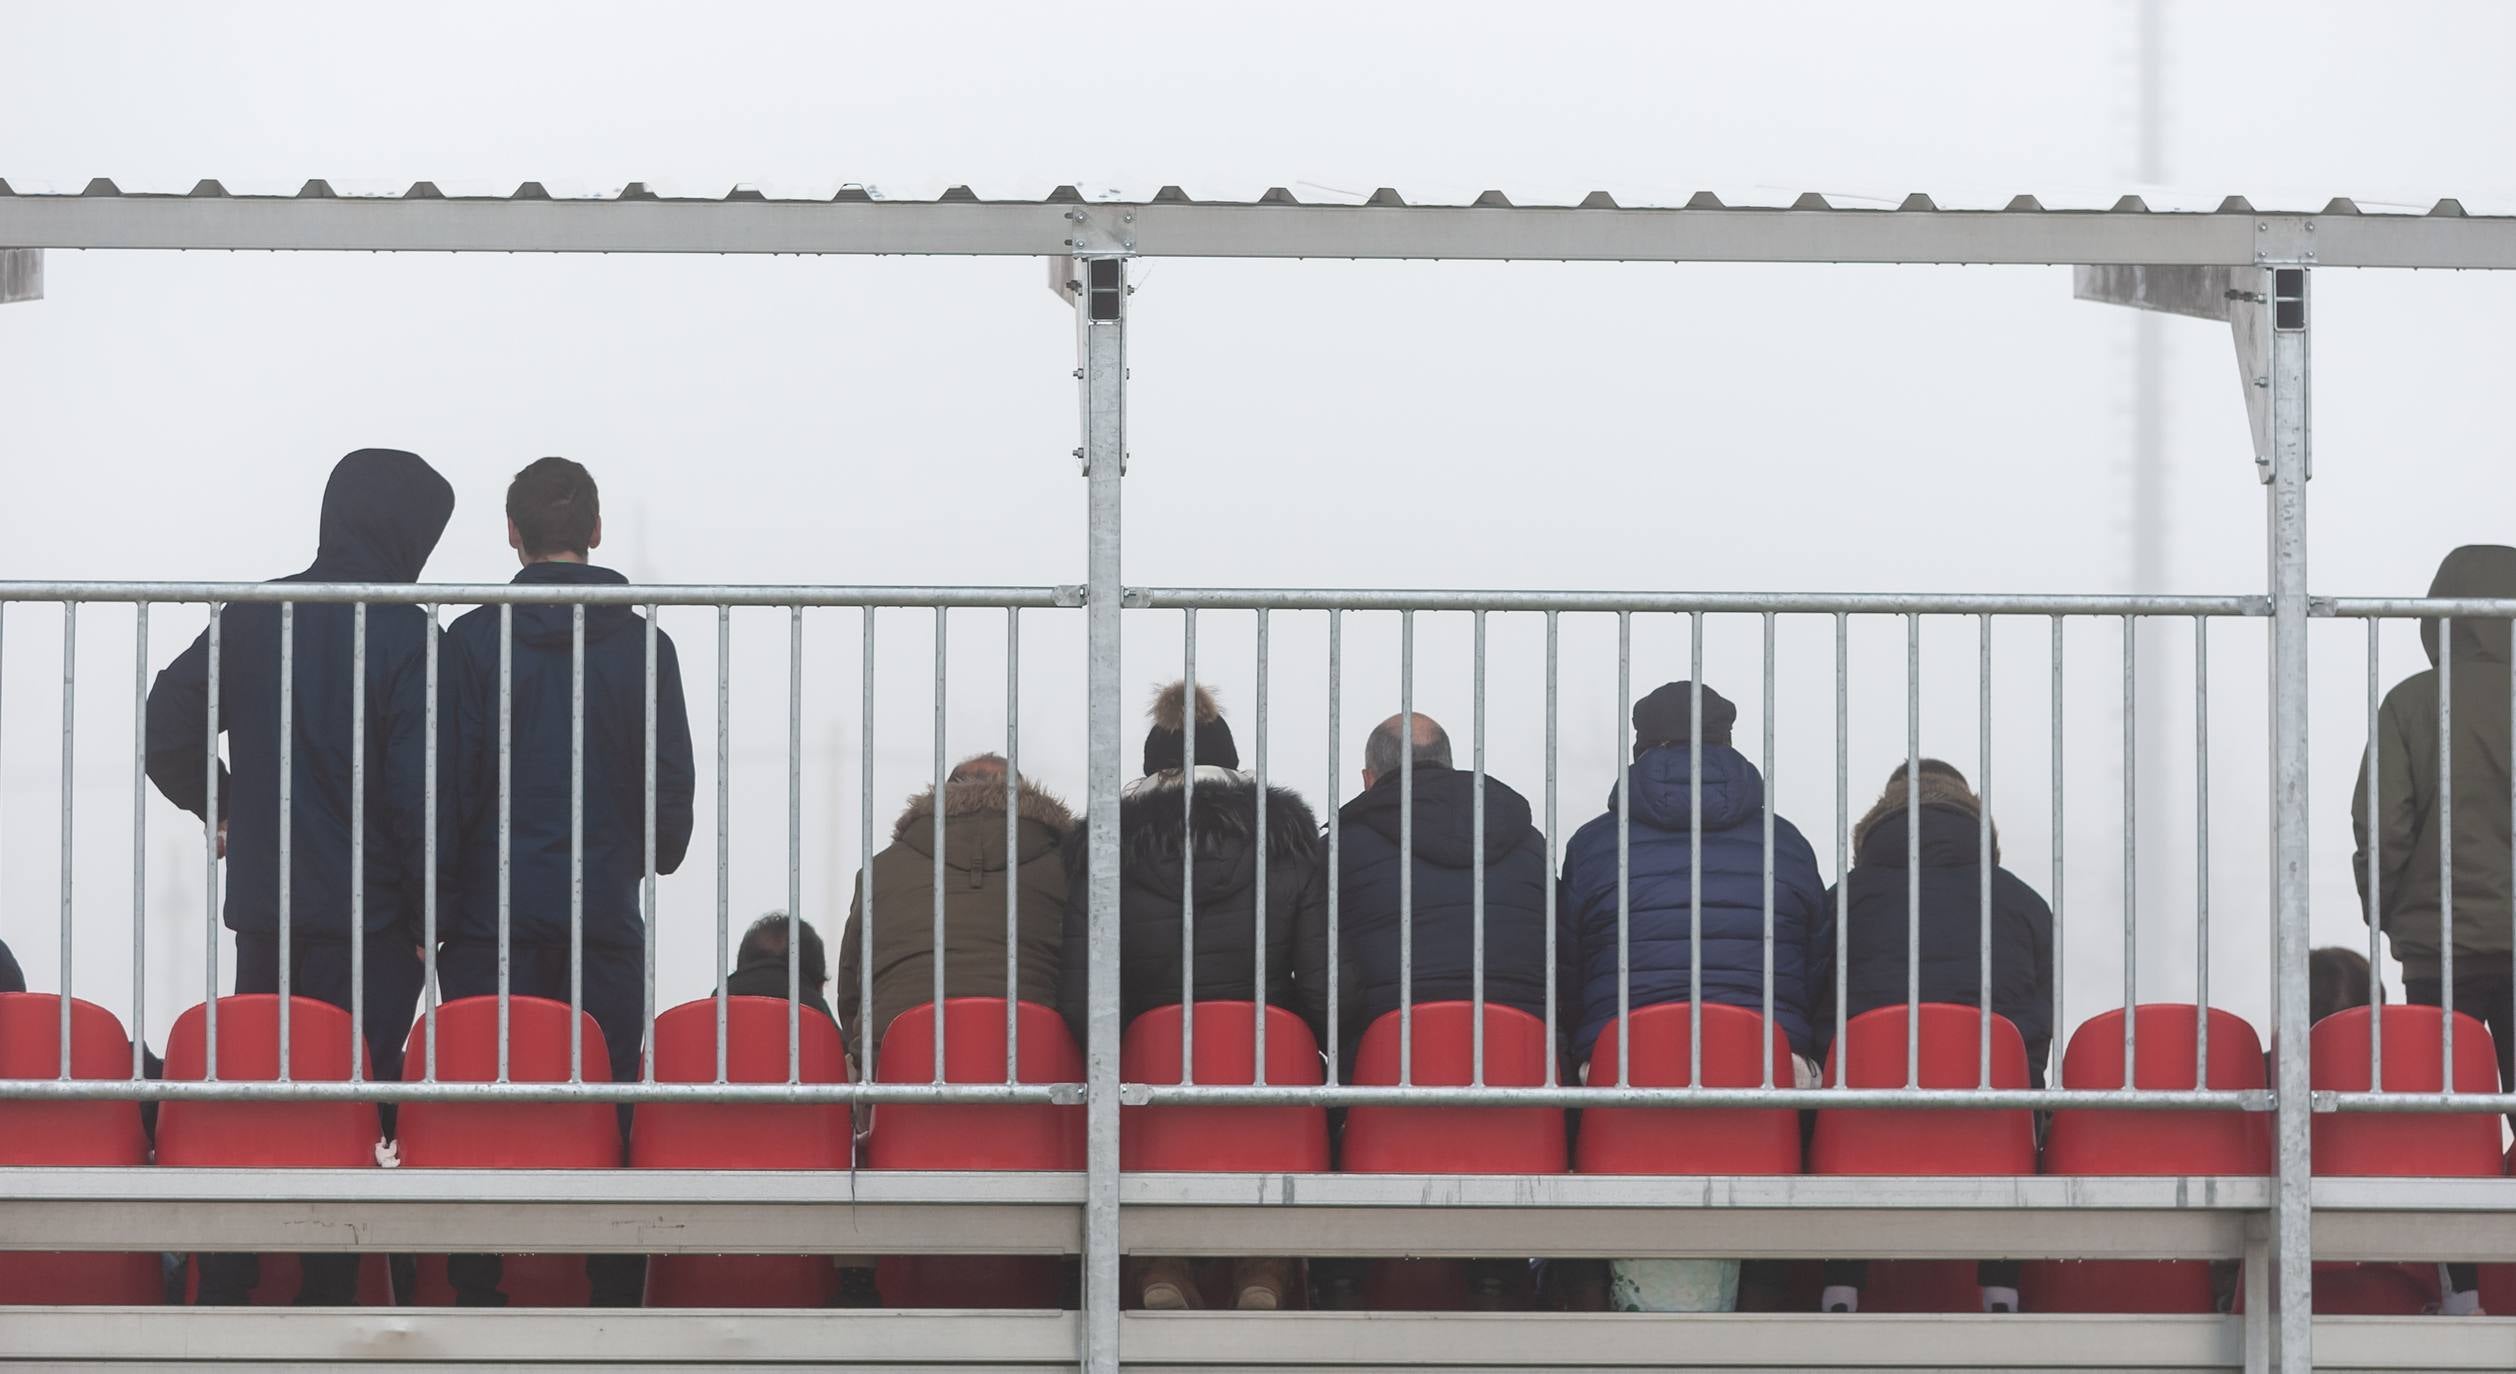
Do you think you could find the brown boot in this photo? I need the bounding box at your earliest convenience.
[1139,1257,1203,1310]
[1233,1257,1295,1311]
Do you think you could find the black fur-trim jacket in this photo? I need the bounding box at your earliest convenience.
[1056,767,1350,1055]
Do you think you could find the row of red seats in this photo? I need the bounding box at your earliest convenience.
[2,991,2507,1311]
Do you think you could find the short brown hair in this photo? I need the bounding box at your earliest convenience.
[507,456,600,557]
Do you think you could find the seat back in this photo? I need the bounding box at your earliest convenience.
[0,994,162,1304]
[2309,1005,2502,1176]
[1575,1003,1801,1175]
[158,996,379,1168]
[1121,1002,1328,1172]
[2042,1004,2270,1176]
[398,996,621,1169]
[1341,1002,1566,1174]
[629,996,850,1169]
[866,999,1085,1171]
[1807,1004,2035,1176]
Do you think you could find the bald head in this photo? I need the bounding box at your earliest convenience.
[1363,712,1453,789]
[947,753,1009,785]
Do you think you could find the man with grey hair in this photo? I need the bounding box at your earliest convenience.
[1336,710,1560,1057]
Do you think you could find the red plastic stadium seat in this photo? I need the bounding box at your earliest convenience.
[1342,1002,1566,1175]
[400,997,621,1307]
[0,993,161,1304]
[177,1252,397,1307]
[1121,1002,1328,1173]
[2314,1262,2439,1316]
[1809,1005,2034,1314]
[160,995,379,1167]
[631,996,850,1308]
[2310,1005,2502,1178]
[870,1000,1085,1309]
[1575,1003,1800,1176]
[2024,1004,2269,1315]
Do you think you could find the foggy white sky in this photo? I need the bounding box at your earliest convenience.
[4,0,2515,1051]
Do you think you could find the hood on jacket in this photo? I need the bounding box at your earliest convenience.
[301,448,454,584]
[1853,765,2000,867]
[1343,764,1534,871]
[1117,770,1320,903]
[2423,545,2516,666]
[893,776,1076,872]
[509,561,645,648]
[1615,743,1765,834]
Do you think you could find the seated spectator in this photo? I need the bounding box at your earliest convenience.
[1058,682,1335,1312]
[0,935,20,994]
[838,754,1073,1069]
[1559,680,1824,1315]
[1813,758,2054,1315]
[1562,680,1825,1078]
[726,912,836,1025]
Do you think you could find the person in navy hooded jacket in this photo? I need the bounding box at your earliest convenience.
[1561,681,1826,1080]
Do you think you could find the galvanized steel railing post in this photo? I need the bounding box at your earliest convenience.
[1072,252,1128,1374]
[2262,265,2313,1374]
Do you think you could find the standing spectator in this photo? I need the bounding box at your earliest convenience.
[437,457,695,1307]
[144,449,454,1305]
[841,754,1074,1069]
[1562,680,1826,1077]
[1813,758,2053,1314]
[1558,681,1825,1315]
[1058,683,1335,1311]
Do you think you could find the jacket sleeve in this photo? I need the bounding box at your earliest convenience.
[1282,850,1330,1051]
[1053,824,1093,1049]
[1778,827,1830,1060]
[438,627,486,908]
[378,629,433,939]
[2020,883,2058,1070]
[1808,882,1841,1058]
[1552,836,1586,1070]
[835,876,866,1056]
[650,632,698,876]
[143,626,227,824]
[2352,697,2420,930]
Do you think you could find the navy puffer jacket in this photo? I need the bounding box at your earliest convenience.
[1335,766,1558,1058]
[1562,745,1826,1064]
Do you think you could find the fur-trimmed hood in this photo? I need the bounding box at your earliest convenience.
[1852,768,1999,867]
[1108,768,1321,903]
[891,777,1076,871]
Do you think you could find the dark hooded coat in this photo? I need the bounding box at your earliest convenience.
[842,776,1076,1063]
[1336,765,1557,1054]
[1057,768,1342,1053]
[145,449,456,940]
[1561,744,1827,1063]
[1812,771,2055,1071]
[439,561,695,953]
[2355,544,2516,982]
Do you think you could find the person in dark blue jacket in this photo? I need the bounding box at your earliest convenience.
[144,447,455,1304]
[1561,681,1826,1075]
[1335,712,1557,1064]
[436,457,694,1307]
[0,936,20,994]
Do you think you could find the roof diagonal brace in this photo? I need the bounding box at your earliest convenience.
[2075,264,2276,478]
[0,248,38,303]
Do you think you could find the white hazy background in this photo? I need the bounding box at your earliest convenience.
[3,0,2514,1056]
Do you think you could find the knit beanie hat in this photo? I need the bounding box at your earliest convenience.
[1632,680,1737,749]
[1143,681,1239,776]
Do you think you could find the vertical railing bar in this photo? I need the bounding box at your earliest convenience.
[350,602,367,1083]
[2123,614,2138,1087]
[1470,609,1486,1087]
[203,605,220,1078]
[2051,615,2067,1088]
[1005,608,1022,1085]
[932,605,950,1086]
[2364,618,2383,1091]
[1326,609,1343,1087]
[1979,613,1994,1091]
[1904,613,1920,1091]
[1686,614,1703,1090]
[277,601,293,1080]
[129,603,148,1080]
[859,610,877,1077]
[713,605,728,1084]
[571,603,587,1085]
[1180,609,1197,1084]
[497,603,514,1083]
[2439,619,2455,1094]
[2195,616,2212,1089]
[1613,611,1631,1088]
[1399,609,1415,1086]
[642,606,658,1084]
[1834,612,1849,1089]
[424,603,441,1082]
[56,602,76,1080]
[1543,610,1560,1089]
[788,605,803,1085]
[1255,609,1272,1086]
[1761,611,1777,1090]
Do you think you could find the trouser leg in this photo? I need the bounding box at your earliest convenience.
[582,946,650,1306]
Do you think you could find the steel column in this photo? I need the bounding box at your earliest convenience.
[2261,265,2313,1374]
[1073,251,1129,1374]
